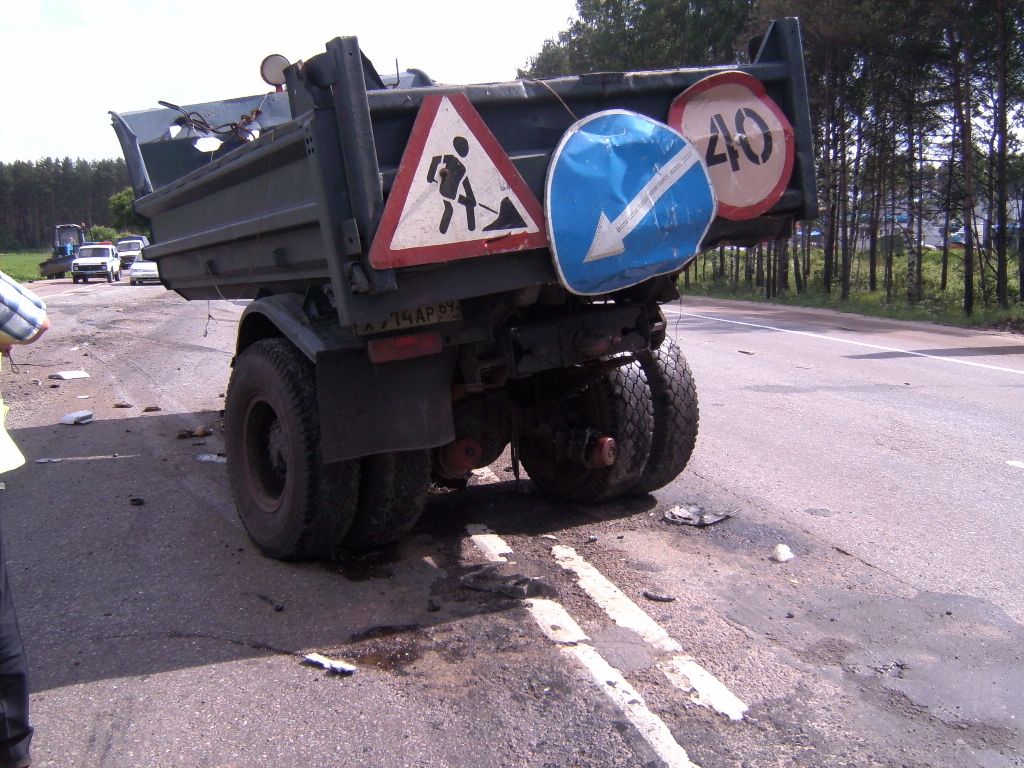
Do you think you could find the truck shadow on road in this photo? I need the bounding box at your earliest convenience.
[3,411,652,695]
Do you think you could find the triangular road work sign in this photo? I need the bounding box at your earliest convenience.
[369,94,548,269]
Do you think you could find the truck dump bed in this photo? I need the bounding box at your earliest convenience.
[111,19,814,328]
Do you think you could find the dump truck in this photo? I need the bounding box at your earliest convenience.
[110,18,816,559]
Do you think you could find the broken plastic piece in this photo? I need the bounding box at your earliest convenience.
[60,410,94,425]
[303,652,356,676]
[49,369,89,380]
[642,591,676,603]
[662,504,731,527]
[461,564,557,599]
[771,544,795,562]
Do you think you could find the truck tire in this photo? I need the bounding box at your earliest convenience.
[72,276,79,284]
[630,338,699,495]
[343,450,432,550]
[226,338,360,560]
[106,270,114,283]
[520,362,653,503]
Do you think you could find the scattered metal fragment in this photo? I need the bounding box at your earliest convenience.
[142,405,162,413]
[35,458,63,464]
[59,410,94,425]
[113,402,133,409]
[129,498,145,506]
[76,395,90,399]
[585,535,599,544]
[771,544,795,562]
[738,350,755,356]
[196,453,227,464]
[662,504,731,528]
[642,591,676,603]
[460,564,557,599]
[49,369,89,380]
[30,379,41,385]
[303,652,356,676]
[540,534,559,541]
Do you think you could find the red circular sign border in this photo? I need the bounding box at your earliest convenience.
[668,70,795,221]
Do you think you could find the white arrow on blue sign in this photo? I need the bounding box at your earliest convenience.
[545,110,717,296]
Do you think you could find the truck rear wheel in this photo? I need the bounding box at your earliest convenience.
[519,362,653,503]
[226,339,360,560]
[630,338,699,494]
[343,450,432,550]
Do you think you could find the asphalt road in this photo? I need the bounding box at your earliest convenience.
[2,282,1022,767]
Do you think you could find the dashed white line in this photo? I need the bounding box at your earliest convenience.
[563,643,699,768]
[666,308,1024,376]
[662,656,748,722]
[466,526,701,768]
[471,467,501,484]
[551,545,680,653]
[552,545,747,720]
[465,523,513,562]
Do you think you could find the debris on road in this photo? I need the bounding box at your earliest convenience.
[192,425,212,438]
[642,591,676,603]
[35,458,63,464]
[585,535,599,544]
[113,402,133,409]
[427,598,441,612]
[59,410,94,425]
[771,544,795,562]
[176,429,193,439]
[49,370,90,380]
[461,564,557,599]
[129,498,145,506]
[303,652,357,676]
[30,379,41,385]
[76,395,90,399]
[142,406,162,413]
[540,534,559,541]
[662,504,731,528]
[196,453,227,464]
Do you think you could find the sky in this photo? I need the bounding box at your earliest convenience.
[0,0,579,163]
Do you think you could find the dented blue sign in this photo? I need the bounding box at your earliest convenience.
[545,110,716,296]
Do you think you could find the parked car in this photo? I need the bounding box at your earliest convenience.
[128,256,160,285]
[115,235,150,268]
[71,243,122,283]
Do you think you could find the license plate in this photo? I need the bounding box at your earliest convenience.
[356,300,462,335]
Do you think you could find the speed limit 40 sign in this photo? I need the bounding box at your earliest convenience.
[668,71,794,221]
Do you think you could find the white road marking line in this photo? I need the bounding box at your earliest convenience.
[466,527,700,768]
[36,287,92,299]
[563,644,699,768]
[662,657,748,721]
[552,545,747,720]
[666,308,1024,376]
[1007,461,1024,470]
[551,545,680,653]
[465,523,513,562]
[471,467,501,484]
[525,598,590,645]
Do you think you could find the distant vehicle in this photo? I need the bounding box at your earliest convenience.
[129,256,160,285]
[115,235,150,268]
[39,223,86,279]
[71,243,122,283]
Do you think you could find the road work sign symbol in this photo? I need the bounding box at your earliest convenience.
[545,109,716,296]
[369,94,547,269]
[668,71,794,221]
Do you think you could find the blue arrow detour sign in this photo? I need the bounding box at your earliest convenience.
[545,110,716,296]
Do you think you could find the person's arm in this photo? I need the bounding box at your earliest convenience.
[0,272,50,354]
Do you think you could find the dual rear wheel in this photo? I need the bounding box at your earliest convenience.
[227,337,698,561]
